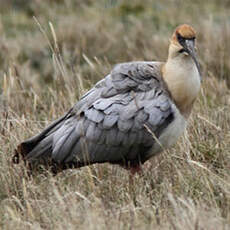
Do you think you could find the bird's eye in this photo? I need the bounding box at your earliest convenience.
[177,33,185,44]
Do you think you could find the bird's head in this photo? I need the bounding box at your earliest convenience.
[168,24,201,76]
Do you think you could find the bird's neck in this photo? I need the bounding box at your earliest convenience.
[162,55,201,118]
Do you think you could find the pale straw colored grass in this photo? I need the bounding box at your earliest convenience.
[0,1,230,229]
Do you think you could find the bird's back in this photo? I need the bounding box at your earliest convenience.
[14,61,178,171]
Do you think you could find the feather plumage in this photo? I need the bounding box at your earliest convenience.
[13,24,201,174]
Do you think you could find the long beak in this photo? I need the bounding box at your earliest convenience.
[185,40,202,79]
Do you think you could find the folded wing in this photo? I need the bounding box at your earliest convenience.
[15,61,174,169]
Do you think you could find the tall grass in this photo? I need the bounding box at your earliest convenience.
[0,1,230,229]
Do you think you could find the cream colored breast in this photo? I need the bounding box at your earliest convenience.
[163,56,201,117]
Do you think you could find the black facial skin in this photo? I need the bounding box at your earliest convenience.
[179,48,186,53]
[177,33,195,52]
[176,33,201,79]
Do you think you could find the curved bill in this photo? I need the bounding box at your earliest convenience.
[185,39,202,79]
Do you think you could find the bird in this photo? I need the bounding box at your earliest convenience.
[13,24,201,175]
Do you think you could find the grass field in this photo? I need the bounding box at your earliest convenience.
[0,0,230,229]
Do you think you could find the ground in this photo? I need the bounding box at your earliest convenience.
[0,0,230,229]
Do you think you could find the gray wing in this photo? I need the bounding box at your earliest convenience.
[48,61,174,167]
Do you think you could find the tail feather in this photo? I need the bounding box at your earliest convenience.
[13,112,70,164]
[26,134,54,160]
[53,126,77,163]
[52,119,83,163]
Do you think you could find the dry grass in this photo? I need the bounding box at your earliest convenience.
[0,0,230,229]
